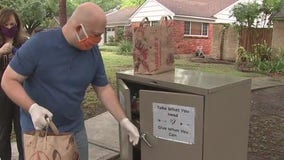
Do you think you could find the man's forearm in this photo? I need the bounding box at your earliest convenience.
[95,84,126,122]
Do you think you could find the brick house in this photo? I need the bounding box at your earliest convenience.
[105,6,138,43]
[106,0,264,60]
[129,0,243,56]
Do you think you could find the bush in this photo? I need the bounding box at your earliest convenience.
[236,45,284,74]
[252,42,272,61]
[117,40,132,56]
[106,36,118,46]
[256,48,284,73]
[236,47,256,71]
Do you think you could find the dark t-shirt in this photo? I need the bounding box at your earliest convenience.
[10,28,108,133]
[0,42,20,75]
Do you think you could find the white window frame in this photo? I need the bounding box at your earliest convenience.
[184,21,209,37]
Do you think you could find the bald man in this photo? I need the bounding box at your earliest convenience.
[1,2,139,160]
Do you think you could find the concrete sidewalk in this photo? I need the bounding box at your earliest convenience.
[11,76,284,160]
[85,112,120,160]
[251,76,284,90]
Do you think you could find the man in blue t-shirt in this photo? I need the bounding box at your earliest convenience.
[1,2,139,160]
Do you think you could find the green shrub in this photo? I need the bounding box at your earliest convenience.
[256,48,284,73]
[116,27,124,42]
[106,36,118,46]
[117,40,133,56]
[108,36,115,43]
[236,47,256,71]
[237,45,284,74]
[252,42,272,61]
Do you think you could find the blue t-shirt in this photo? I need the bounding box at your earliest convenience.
[10,28,108,133]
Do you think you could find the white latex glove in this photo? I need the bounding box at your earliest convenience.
[28,103,53,130]
[120,118,140,146]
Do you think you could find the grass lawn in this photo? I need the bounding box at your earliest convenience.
[175,58,264,78]
[101,51,265,81]
[81,51,266,119]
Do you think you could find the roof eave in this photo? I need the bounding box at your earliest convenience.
[174,15,216,23]
[107,22,131,27]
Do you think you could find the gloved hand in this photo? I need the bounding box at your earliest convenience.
[120,118,140,146]
[28,103,53,130]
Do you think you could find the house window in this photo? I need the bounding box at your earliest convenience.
[143,21,159,26]
[107,27,114,31]
[150,21,159,26]
[184,21,208,37]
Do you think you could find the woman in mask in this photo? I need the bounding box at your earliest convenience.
[0,8,27,160]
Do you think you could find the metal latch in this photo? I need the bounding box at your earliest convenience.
[141,133,152,148]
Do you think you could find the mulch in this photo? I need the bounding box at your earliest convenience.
[248,86,284,160]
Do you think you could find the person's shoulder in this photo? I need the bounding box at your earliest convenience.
[35,28,61,36]
[92,45,100,52]
[89,45,101,54]
[29,28,61,43]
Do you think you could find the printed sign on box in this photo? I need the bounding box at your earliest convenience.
[153,102,195,144]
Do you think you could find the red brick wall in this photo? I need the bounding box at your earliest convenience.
[131,20,213,55]
[172,20,213,55]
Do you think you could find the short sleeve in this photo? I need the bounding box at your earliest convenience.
[9,35,41,76]
[91,46,108,87]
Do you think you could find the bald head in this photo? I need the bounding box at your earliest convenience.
[69,2,106,30]
[62,2,106,48]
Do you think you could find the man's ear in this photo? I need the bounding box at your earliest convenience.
[75,24,82,32]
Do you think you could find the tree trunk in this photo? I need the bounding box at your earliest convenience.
[59,0,67,27]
